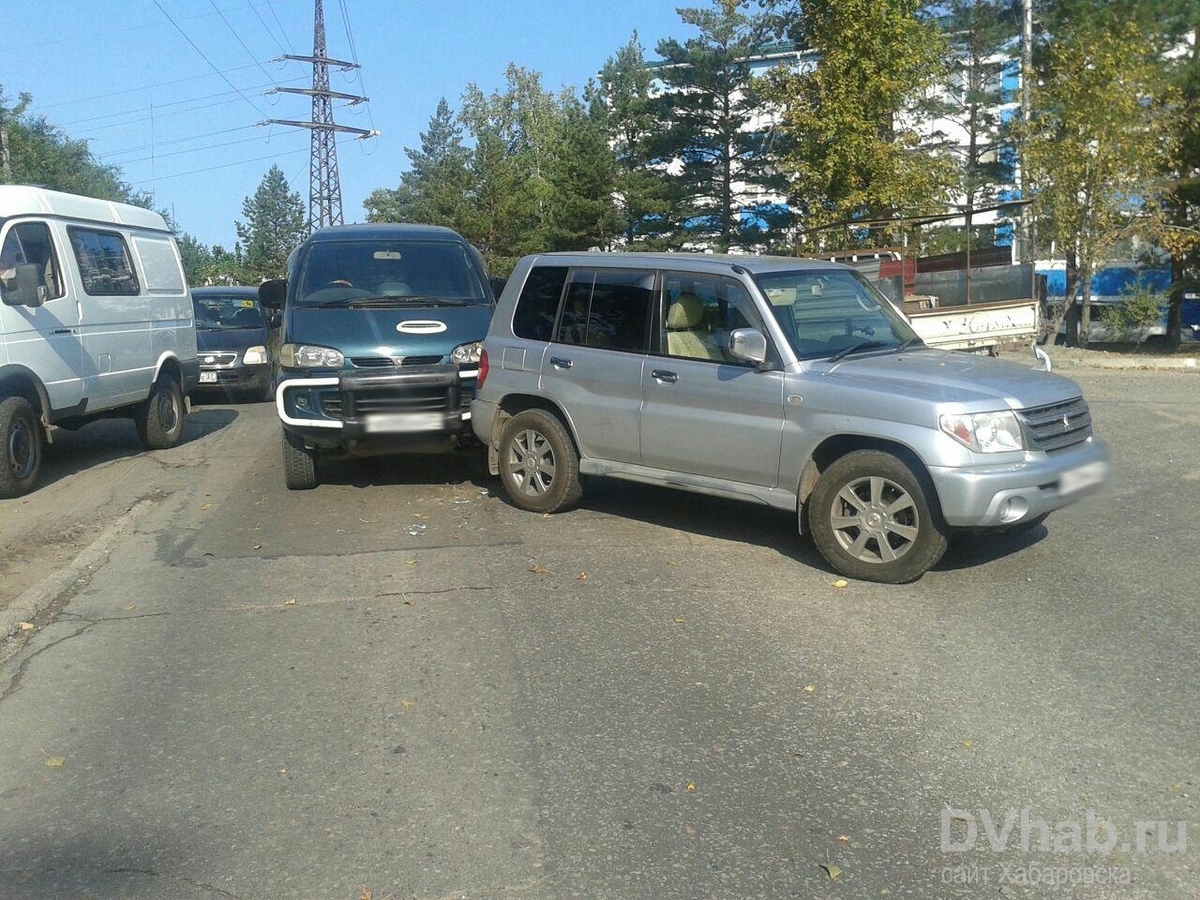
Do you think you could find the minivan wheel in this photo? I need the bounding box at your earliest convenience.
[498,409,582,513]
[808,450,948,584]
[282,429,318,490]
[136,375,185,450]
[0,397,43,499]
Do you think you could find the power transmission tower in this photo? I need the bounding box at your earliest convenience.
[264,0,376,234]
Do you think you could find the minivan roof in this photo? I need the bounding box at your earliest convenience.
[526,251,852,275]
[192,286,260,297]
[306,223,466,243]
[0,185,171,233]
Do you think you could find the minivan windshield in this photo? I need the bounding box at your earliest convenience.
[193,294,265,331]
[754,269,920,361]
[294,240,488,308]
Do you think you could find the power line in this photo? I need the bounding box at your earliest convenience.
[100,125,259,159]
[33,63,268,111]
[263,0,297,54]
[105,128,301,164]
[0,3,250,54]
[208,0,283,86]
[150,0,268,119]
[58,78,305,128]
[129,137,352,185]
[247,0,289,55]
[335,0,377,135]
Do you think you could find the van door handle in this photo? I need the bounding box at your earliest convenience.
[651,369,678,383]
[549,356,573,369]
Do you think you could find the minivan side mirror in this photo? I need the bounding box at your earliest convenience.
[727,328,768,366]
[0,263,46,308]
[259,278,287,310]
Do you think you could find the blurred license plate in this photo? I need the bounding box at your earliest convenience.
[199,371,217,383]
[1059,460,1107,495]
[364,412,443,433]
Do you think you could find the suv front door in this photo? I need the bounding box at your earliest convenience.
[639,273,786,487]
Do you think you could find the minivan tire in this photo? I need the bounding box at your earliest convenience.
[136,374,185,450]
[808,450,948,584]
[0,397,43,499]
[282,429,318,490]
[497,409,583,513]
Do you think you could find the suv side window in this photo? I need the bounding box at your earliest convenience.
[555,267,654,353]
[69,227,140,296]
[0,222,65,303]
[512,265,568,341]
[658,273,765,365]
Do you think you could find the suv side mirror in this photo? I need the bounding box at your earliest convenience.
[1,263,46,308]
[259,278,287,310]
[727,328,768,366]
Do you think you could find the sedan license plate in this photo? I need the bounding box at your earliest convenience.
[199,371,218,383]
[1059,460,1107,496]
[364,412,444,433]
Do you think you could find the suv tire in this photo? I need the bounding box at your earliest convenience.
[0,397,43,499]
[282,429,318,490]
[498,409,583,513]
[808,450,947,584]
[136,374,185,450]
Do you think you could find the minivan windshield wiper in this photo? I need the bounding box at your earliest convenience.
[306,295,474,309]
[826,340,892,363]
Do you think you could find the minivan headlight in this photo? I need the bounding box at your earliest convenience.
[450,341,483,365]
[280,343,344,370]
[939,411,1024,453]
[243,345,268,366]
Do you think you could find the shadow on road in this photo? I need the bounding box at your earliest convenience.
[936,524,1046,571]
[37,408,239,491]
[317,450,490,490]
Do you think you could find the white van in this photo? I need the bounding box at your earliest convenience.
[0,186,199,498]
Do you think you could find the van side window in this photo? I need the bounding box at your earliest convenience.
[0,222,65,302]
[556,268,654,353]
[512,265,568,340]
[69,227,140,296]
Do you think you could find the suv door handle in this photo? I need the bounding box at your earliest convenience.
[651,369,678,383]
[549,356,573,369]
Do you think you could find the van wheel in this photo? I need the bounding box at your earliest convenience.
[498,409,582,513]
[0,397,43,499]
[136,375,185,450]
[282,429,318,490]
[808,450,947,584]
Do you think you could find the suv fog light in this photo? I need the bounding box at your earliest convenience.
[999,497,1029,523]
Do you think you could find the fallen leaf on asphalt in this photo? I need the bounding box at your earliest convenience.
[961,739,973,750]
[686,782,696,792]
[283,598,297,606]
[17,622,34,631]
[406,559,417,566]
[838,835,851,842]
[803,684,816,693]
[673,617,685,624]
[251,544,263,550]
[684,825,697,836]
[200,503,215,510]
[400,698,416,709]
[577,572,588,581]
[820,862,842,881]
[45,757,65,768]
[123,605,136,612]
[831,579,849,588]
[359,517,380,524]
[528,564,550,575]
[412,513,428,520]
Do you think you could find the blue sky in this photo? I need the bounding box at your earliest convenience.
[2,0,693,248]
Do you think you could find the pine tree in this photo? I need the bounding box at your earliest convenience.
[235,165,305,283]
[544,89,620,251]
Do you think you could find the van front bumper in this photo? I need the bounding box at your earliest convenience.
[928,437,1110,529]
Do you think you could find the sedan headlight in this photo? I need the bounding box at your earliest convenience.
[280,343,344,370]
[450,341,483,365]
[243,345,268,366]
[939,410,1024,453]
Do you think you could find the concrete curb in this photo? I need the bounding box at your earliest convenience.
[0,499,153,645]
[1046,354,1198,371]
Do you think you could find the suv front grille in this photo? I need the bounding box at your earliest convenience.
[1016,397,1092,452]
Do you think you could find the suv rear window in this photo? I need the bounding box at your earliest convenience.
[555,268,654,353]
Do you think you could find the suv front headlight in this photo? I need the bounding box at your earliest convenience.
[939,410,1024,453]
[450,341,483,365]
[280,343,344,370]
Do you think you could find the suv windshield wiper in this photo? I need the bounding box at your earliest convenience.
[827,340,892,363]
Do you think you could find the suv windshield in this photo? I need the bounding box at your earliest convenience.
[193,294,265,330]
[294,239,488,307]
[754,269,919,361]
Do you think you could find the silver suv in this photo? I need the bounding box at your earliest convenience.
[471,253,1109,583]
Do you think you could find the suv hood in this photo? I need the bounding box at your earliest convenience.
[819,349,1082,410]
[287,304,492,359]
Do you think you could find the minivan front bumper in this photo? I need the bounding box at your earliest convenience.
[928,436,1110,528]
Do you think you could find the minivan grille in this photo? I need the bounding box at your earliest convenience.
[1016,397,1092,452]
[350,355,444,368]
[322,384,454,418]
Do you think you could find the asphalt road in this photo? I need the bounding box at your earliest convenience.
[0,369,1197,900]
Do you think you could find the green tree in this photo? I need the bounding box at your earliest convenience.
[363,98,471,228]
[543,88,621,251]
[598,35,675,245]
[1022,19,1178,345]
[655,1,783,250]
[235,165,305,283]
[762,0,954,250]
